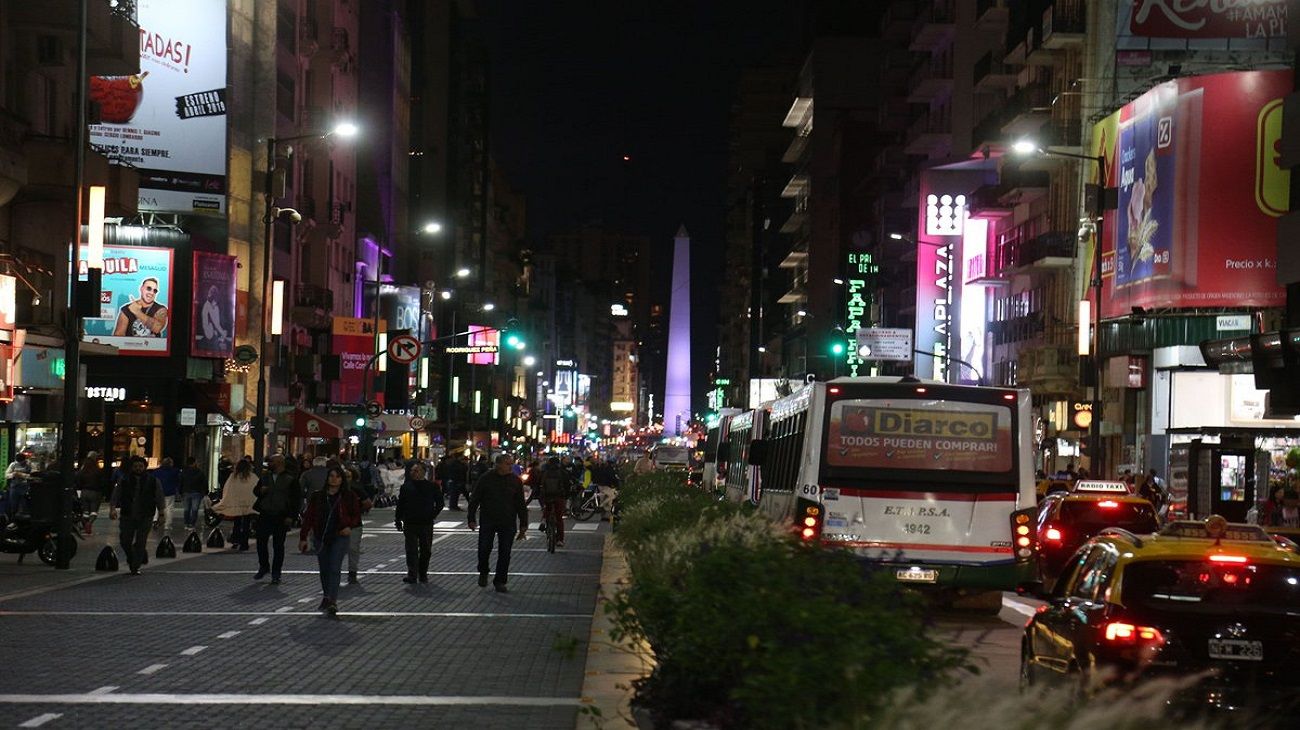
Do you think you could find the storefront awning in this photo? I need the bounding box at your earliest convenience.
[290,408,345,439]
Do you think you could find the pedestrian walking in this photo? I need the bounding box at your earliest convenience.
[466,453,528,593]
[179,457,206,530]
[299,465,362,615]
[76,452,105,533]
[395,462,444,583]
[253,455,301,584]
[108,456,165,575]
[213,459,258,550]
[151,457,182,532]
[345,466,375,584]
[442,453,469,511]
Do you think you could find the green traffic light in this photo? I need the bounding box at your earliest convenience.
[354,416,366,428]
[831,342,845,355]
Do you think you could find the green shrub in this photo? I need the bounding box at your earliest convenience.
[606,481,970,729]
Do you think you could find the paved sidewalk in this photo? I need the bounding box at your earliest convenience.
[577,537,654,729]
[0,505,608,729]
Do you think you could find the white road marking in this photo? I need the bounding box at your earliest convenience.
[18,713,62,727]
[0,693,580,707]
[361,534,375,539]
[134,570,595,576]
[0,610,588,619]
[435,521,461,528]
[87,686,118,696]
[248,618,269,625]
[569,523,599,532]
[180,645,208,656]
[137,664,168,675]
[297,597,315,603]
[1002,595,1041,620]
[274,607,293,613]
[216,631,241,639]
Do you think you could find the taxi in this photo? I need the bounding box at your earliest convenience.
[1029,480,1158,588]
[1020,516,1300,714]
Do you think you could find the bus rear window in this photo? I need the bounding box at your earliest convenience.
[824,398,1013,473]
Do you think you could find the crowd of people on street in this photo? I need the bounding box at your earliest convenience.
[0,447,628,615]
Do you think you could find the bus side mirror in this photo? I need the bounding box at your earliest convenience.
[747,440,767,466]
[716,443,731,464]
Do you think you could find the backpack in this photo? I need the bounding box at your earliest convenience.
[540,469,570,500]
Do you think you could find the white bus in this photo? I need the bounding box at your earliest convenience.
[716,406,767,503]
[740,376,1034,590]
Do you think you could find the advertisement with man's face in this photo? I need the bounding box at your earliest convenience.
[825,399,1013,474]
[88,0,227,214]
[80,246,174,356]
[191,252,236,359]
[1095,70,1290,319]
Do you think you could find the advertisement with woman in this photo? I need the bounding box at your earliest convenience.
[191,251,236,359]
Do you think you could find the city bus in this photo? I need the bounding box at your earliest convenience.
[742,376,1034,591]
[716,406,767,502]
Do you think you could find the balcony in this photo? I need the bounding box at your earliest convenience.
[1017,344,1079,396]
[778,247,808,269]
[972,106,1010,151]
[1001,82,1053,137]
[1012,231,1075,272]
[781,135,809,164]
[1001,166,1050,203]
[8,0,140,76]
[903,113,952,157]
[967,184,1014,220]
[293,283,333,330]
[975,0,1009,30]
[779,211,806,234]
[777,284,807,305]
[907,60,954,103]
[1042,1,1086,49]
[973,51,1017,92]
[991,312,1045,345]
[910,1,956,52]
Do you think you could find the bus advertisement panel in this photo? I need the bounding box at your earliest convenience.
[825,400,1013,474]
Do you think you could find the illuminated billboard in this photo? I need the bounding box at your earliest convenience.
[191,251,236,359]
[958,218,989,385]
[1092,70,1290,318]
[88,0,227,214]
[80,245,174,356]
[466,325,499,365]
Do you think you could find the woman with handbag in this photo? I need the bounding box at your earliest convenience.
[299,465,362,615]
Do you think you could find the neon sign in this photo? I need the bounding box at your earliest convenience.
[844,252,878,376]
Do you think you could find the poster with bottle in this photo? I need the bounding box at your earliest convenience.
[1114,82,1177,287]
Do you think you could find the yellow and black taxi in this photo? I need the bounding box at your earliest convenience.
[1027,480,1159,588]
[1020,516,1300,714]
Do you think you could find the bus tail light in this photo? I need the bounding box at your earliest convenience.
[799,504,822,542]
[1010,508,1037,562]
[1043,526,1063,543]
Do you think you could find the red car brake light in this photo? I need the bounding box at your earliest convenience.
[1103,621,1165,645]
[1208,554,1249,564]
[1096,500,1119,508]
[1044,526,1063,542]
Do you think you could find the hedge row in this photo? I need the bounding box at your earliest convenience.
[608,473,971,729]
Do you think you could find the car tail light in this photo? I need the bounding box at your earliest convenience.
[1044,526,1063,542]
[1209,554,1248,564]
[1096,500,1119,508]
[1103,621,1165,645]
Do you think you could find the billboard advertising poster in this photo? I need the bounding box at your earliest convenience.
[332,317,385,404]
[88,0,227,214]
[79,246,174,356]
[191,252,236,359]
[1122,0,1288,40]
[958,218,989,385]
[466,325,499,365]
[1094,70,1291,319]
[824,399,1013,473]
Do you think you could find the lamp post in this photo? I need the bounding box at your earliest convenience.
[1012,139,1114,476]
[252,122,357,470]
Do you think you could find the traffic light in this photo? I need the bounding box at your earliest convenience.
[354,416,366,428]
[831,341,846,356]
[505,332,525,350]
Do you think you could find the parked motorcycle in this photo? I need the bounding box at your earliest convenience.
[0,511,82,565]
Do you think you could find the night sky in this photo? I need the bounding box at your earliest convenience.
[484,1,807,408]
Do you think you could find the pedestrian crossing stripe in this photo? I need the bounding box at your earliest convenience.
[569,523,599,532]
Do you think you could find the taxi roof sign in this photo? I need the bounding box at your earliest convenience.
[1159,520,1273,543]
[1073,480,1130,494]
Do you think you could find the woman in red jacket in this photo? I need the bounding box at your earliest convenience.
[299,465,362,615]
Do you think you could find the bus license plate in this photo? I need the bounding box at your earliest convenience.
[1208,639,1263,661]
[896,568,938,583]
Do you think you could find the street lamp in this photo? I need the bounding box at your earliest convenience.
[456,268,471,278]
[1012,138,1115,476]
[422,221,443,235]
[253,121,359,469]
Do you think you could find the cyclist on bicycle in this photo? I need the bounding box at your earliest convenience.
[538,457,572,547]
[590,457,621,521]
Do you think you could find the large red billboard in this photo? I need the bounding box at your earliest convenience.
[1127,0,1288,39]
[1093,70,1290,319]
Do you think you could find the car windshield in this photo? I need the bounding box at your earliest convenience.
[1124,560,1300,615]
[1061,501,1158,533]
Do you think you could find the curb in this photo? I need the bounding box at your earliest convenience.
[576,534,654,729]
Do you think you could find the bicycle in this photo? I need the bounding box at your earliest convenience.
[571,487,616,522]
[542,502,562,553]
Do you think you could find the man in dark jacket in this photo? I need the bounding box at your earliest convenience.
[467,453,528,592]
[442,453,469,511]
[395,462,444,583]
[179,457,206,530]
[537,457,572,547]
[253,455,301,583]
[109,456,166,575]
